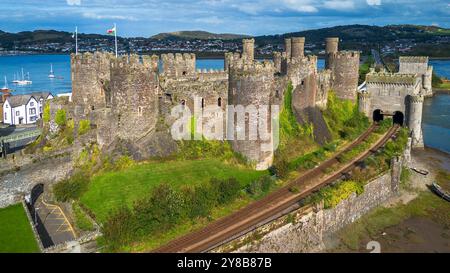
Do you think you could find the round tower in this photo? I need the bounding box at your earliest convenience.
[242,38,255,61]
[291,37,305,59]
[325,37,339,54]
[408,95,424,148]
[228,60,275,170]
[284,38,291,59]
[358,91,371,118]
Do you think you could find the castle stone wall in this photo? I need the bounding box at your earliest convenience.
[162,53,196,79]
[327,51,360,101]
[215,158,401,253]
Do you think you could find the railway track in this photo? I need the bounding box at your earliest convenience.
[154,124,399,253]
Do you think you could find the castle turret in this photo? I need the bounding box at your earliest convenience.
[399,56,433,96]
[291,37,305,59]
[408,94,424,148]
[325,37,360,101]
[358,91,371,117]
[242,38,255,61]
[161,53,196,79]
[284,38,291,59]
[325,37,339,56]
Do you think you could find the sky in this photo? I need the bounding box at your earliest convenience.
[0,0,449,37]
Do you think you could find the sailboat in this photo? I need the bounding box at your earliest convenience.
[12,73,19,84]
[48,63,55,79]
[15,68,32,85]
[1,76,10,91]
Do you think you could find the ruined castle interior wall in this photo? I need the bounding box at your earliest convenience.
[287,56,317,89]
[316,70,332,109]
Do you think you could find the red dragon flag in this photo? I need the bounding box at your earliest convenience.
[107,26,116,35]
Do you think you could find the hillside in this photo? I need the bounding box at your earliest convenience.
[150,30,250,40]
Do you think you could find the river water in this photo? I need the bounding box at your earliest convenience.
[0,55,448,153]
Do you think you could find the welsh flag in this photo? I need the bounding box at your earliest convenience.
[107,26,116,35]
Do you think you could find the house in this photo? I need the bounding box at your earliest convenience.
[0,89,12,123]
[3,95,40,125]
[30,92,54,118]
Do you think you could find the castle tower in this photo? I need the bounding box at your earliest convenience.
[284,38,291,59]
[325,37,360,101]
[228,39,275,170]
[325,38,339,55]
[291,37,305,59]
[110,54,160,140]
[358,91,371,117]
[71,52,113,117]
[408,94,424,148]
[242,38,255,61]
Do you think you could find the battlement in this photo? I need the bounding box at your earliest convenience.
[110,54,159,71]
[71,52,114,66]
[366,72,419,85]
[328,50,360,59]
[229,59,274,75]
[326,37,339,54]
[161,53,196,78]
[399,56,429,63]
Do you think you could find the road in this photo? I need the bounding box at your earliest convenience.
[154,124,399,253]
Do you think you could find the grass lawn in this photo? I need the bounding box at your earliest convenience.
[80,159,268,223]
[438,82,450,90]
[0,204,40,253]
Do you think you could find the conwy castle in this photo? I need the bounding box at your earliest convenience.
[69,37,432,170]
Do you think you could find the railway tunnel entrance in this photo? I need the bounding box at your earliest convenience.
[373,109,404,126]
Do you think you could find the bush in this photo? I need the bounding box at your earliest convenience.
[53,172,90,202]
[210,178,241,205]
[78,119,91,135]
[102,206,136,251]
[55,109,67,127]
[319,180,364,208]
[183,185,216,218]
[43,103,51,123]
[246,175,274,196]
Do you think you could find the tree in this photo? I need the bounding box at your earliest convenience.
[55,109,67,127]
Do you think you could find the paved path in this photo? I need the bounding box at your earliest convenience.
[34,197,76,246]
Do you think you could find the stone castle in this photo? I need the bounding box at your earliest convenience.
[69,37,430,170]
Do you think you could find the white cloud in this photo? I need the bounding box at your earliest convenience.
[367,0,381,6]
[82,12,138,21]
[194,16,224,25]
[323,0,355,11]
[282,0,318,13]
[66,0,81,5]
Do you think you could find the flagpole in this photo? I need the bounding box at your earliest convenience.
[114,23,118,58]
[75,26,78,55]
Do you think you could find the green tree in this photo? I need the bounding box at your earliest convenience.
[55,109,67,127]
[42,102,51,123]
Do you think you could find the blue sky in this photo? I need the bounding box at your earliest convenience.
[0,0,449,37]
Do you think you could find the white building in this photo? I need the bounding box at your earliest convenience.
[31,92,54,117]
[3,94,43,125]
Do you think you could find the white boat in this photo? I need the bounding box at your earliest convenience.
[48,63,55,79]
[1,76,9,91]
[15,68,32,85]
[12,73,19,84]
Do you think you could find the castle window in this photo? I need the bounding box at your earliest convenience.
[301,80,305,85]
[138,106,143,116]
[275,90,280,98]
[182,71,187,76]
[91,105,95,111]
[218,97,222,107]
[181,100,186,108]
[201,98,205,109]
